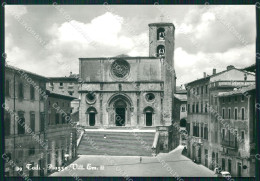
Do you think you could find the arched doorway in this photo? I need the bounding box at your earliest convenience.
[107,93,134,126]
[86,107,97,126]
[115,100,126,126]
[143,107,154,126]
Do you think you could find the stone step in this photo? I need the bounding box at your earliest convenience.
[78,131,155,156]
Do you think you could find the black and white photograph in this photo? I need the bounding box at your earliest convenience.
[1,2,259,179]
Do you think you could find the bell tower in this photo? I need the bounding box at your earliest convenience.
[148,22,175,125]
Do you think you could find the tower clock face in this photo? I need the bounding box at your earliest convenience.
[111,59,130,79]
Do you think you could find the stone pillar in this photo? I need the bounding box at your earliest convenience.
[58,141,62,166]
[51,141,56,168]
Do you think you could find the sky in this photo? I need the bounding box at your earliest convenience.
[5,5,256,86]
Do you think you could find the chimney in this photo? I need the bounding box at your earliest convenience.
[227,65,235,70]
[203,72,206,78]
[213,68,216,75]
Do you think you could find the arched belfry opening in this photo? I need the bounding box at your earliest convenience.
[157,27,165,40]
[86,107,97,126]
[157,45,165,57]
[107,94,134,126]
[143,106,154,126]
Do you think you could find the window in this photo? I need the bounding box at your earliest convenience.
[187,104,190,113]
[49,82,54,87]
[145,93,155,102]
[201,124,204,138]
[228,97,231,103]
[192,104,195,113]
[29,147,35,155]
[241,95,245,101]
[18,112,25,134]
[197,87,199,95]
[30,112,35,132]
[193,88,196,95]
[62,115,66,124]
[60,82,63,86]
[235,108,238,120]
[181,106,186,112]
[205,102,208,113]
[201,103,203,113]
[196,103,199,113]
[30,85,35,100]
[241,131,245,140]
[55,113,60,124]
[222,97,225,104]
[18,83,24,99]
[5,80,10,97]
[204,126,208,140]
[4,111,11,136]
[205,85,208,94]
[222,108,225,119]
[228,108,231,119]
[241,108,245,120]
[201,86,203,95]
[222,129,225,140]
[40,113,45,132]
[234,96,237,102]
[39,83,45,101]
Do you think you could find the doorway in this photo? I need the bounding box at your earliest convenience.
[116,108,125,126]
[89,113,95,126]
[146,113,152,126]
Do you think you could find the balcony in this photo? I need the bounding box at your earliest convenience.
[221,139,238,149]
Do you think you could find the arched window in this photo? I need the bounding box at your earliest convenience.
[86,107,97,126]
[157,45,165,57]
[143,107,154,126]
[157,28,165,40]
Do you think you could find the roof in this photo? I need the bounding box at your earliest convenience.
[186,67,255,86]
[48,77,78,81]
[218,84,255,97]
[242,64,255,73]
[176,86,187,94]
[174,94,187,102]
[5,64,49,81]
[79,56,159,60]
[46,90,77,100]
[148,22,175,28]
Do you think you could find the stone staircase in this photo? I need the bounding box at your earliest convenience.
[77,130,155,156]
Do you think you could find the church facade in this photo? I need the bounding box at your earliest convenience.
[78,22,176,128]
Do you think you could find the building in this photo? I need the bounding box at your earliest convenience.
[4,65,48,177]
[78,22,176,128]
[45,90,77,175]
[217,85,256,177]
[46,73,80,114]
[185,65,255,172]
